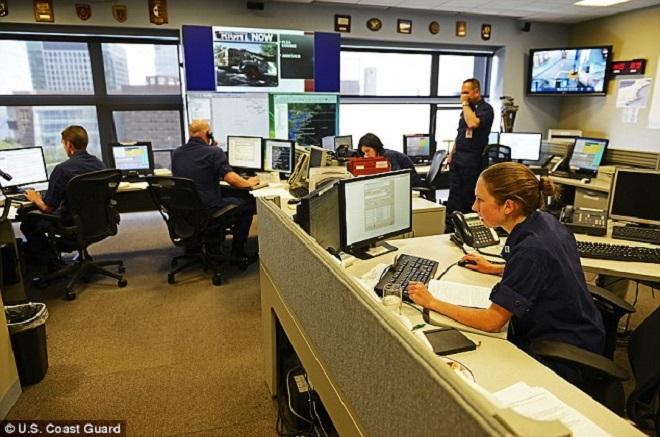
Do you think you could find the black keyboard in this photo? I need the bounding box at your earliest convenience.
[9,194,28,202]
[375,254,439,298]
[576,241,660,263]
[551,171,587,180]
[612,225,660,245]
[289,186,309,199]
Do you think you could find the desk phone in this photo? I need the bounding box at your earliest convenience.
[451,212,499,248]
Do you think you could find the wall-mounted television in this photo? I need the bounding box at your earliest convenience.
[527,46,612,96]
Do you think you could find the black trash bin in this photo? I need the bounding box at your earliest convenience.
[5,303,49,386]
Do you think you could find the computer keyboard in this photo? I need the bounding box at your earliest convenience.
[576,241,660,263]
[612,225,660,245]
[9,194,28,202]
[551,171,586,180]
[289,186,309,199]
[375,254,439,299]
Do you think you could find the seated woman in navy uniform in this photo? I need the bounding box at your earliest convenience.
[408,162,605,386]
[358,133,422,186]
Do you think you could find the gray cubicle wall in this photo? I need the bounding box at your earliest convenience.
[257,198,509,436]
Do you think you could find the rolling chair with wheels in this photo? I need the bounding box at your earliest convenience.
[30,169,127,300]
[413,150,449,203]
[482,144,511,169]
[147,176,246,286]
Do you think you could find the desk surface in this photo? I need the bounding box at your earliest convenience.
[344,234,642,436]
[549,175,611,193]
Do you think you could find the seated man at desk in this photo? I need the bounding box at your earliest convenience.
[21,125,105,271]
[172,119,260,260]
[358,133,422,186]
[408,162,605,387]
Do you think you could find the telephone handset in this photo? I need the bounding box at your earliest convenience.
[451,211,499,248]
[542,155,566,172]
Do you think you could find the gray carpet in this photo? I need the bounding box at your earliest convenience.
[7,212,278,436]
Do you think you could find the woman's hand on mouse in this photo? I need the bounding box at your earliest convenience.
[461,253,503,275]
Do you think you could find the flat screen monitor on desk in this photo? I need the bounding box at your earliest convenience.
[339,170,412,259]
[308,146,327,170]
[110,142,154,178]
[227,136,263,172]
[334,135,353,150]
[488,132,499,145]
[403,134,431,163]
[294,181,341,253]
[263,139,294,174]
[0,147,49,193]
[609,168,660,227]
[499,132,542,161]
[568,137,608,175]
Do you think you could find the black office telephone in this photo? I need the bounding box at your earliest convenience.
[559,205,607,236]
[542,155,567,172]
[451,211,500,248]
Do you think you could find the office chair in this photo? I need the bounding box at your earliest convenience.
[482,144,511,168]
[413,150,449,203]
[147,176,246,286]
[532,294,660,431]
[31,169,127,301]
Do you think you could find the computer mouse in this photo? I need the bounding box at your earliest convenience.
[581,178,591,184]
[287,198,300,205]
[457,259,477,267]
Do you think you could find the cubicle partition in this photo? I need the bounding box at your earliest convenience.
[257,197,515,436]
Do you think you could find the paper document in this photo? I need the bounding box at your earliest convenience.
[428,279,492,308]
[494,382,610,437]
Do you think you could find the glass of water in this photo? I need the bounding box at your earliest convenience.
[382,283,403,314]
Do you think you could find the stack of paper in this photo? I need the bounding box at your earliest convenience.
[428,279,492,308]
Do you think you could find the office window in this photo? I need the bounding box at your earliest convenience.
[113,110,182,149]
[437,55,476,96]
[0,105,100,175]
[0,40,94,95]
[435,108,462,149]
[340,51,432,96]
[339,104,429,152]
[153,150,173,170]
[102,43,181,95]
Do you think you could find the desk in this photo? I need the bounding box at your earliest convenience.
[257,198,641,436]
[549,175,610,210]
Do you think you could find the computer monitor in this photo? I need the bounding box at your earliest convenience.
[499,132,542,161]
[263,139,294,174]
[334,135,353,150]
[608,168,660,227]
[0,147,48,192]
[339,170,412,259]
[294,181,342,253]
[321,136,334,152]
[568,137,608,175]
[403,134,431,163]
[110,142,154,178]
[227,136,263,171]
[308,146,328,169]
[488,132,499,145]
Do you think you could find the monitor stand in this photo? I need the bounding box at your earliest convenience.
[346,241,398,260]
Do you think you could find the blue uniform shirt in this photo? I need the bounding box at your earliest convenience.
[172,137,233,210]
[43,150,105,218]
[453,99,494,169]
[381,149,422,186]
[489,210,605,356]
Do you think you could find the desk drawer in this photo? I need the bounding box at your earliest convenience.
[574,188,608,210]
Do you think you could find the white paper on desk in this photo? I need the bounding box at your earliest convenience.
[354,263,390,302]
[494,382,610,437]
[428,279,492,308]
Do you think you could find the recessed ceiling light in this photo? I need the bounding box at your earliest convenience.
[575,0,632,6]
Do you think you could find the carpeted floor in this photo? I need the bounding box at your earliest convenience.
[7,212,278,436]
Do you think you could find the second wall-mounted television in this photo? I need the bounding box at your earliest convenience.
[527,46,612,96]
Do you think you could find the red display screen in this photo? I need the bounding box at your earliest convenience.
[611,59,646,75]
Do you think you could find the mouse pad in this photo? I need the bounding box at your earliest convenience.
[424,328,477,356]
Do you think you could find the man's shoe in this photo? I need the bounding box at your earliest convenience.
[230,251,259,269]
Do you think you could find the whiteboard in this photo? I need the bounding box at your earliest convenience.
[211,93,270,148]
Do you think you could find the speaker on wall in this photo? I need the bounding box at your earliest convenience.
[247,1,265,10]
[521,22,531,32]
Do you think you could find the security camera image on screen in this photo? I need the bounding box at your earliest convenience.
[264,139,293,173]
[112,145,150,171]
[569,137,608,172]
[530,47,609,94]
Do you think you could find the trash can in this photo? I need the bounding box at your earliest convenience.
[5,303,49,386]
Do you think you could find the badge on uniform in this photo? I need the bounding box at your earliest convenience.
[465,128,473,139]
[504,246,510,253]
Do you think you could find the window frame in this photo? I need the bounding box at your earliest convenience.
[0,23,184,167]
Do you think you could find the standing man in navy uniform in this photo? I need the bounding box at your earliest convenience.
[21,125,105,271]
[445,78,494,231]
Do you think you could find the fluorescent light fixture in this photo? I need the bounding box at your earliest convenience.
[575,0,631,6]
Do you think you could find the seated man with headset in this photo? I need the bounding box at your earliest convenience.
[358,133,422,186]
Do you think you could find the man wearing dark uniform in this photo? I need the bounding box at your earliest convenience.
[445,78,494,231]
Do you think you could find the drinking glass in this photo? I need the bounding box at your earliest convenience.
[382,283,403,314]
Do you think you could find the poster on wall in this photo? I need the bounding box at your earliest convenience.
[616,78,652,108]
[649,55,660,130]
[213,27,314,93]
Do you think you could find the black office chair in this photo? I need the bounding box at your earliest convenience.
[482,144,511,168]
[146,176,246,286]
[31,169,127,300]
[532,292,660,431]
[413,150,449,203]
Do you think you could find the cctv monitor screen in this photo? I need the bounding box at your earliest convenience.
[111,143,153,175]
[403,134,431,162]
[0,147,48,188]
[609,168,660,227]
[227,136,263,170]
[340,170,412,252]
[263,139,294,173]
[488,132,499,144]
[334,135,353,150]
[569,137,608,173]
[528,46,612,95]
[499,132,542,161]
